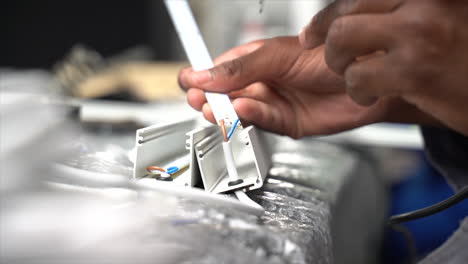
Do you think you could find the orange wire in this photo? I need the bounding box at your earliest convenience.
[146,166,166,173]
[219,120,228,142]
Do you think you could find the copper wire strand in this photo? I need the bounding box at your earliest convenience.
[146,166,166,173]
[219,120,228,142]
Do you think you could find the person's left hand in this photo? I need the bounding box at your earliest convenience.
[178,37,394,138]
[301,0,468,136]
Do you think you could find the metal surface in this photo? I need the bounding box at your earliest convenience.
[194,125,270,193]
[133,118,198,187]
[2,69,386,264]
[133,120,271,194]
[67,130,385,264]
[185,125,218,187]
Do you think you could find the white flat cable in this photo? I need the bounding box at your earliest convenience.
[223,141,263,211]
[138,178,264,216]
[234,190,263,211]
[165,0,261,211]
[222,141,241,183]
[164,0,240,125]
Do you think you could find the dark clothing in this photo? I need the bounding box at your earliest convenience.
[419,127,468,263]
[422,127,468,191]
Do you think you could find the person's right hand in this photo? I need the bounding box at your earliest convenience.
[299,0,468,136]
[178,37,432,138]
[299,0,402,49]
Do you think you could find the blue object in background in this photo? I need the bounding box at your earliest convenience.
[383,151,468,263]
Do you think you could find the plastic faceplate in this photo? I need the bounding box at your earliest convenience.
[133,121,270,194]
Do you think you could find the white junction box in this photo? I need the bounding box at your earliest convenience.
[133,119,271,194]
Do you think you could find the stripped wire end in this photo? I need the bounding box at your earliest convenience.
[166,166,179,174]
[146,166,166,173]
[219,119,228,142]
[227,119,240,141]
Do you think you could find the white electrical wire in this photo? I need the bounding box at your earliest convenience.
[164,0,239,124]
[137,178,264,216]
[222,141,264,210]
[222,141,240,182]
[165,154,191,174]
[51,164,264,216]
[235,190,264,211]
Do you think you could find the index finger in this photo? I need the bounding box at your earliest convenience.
[178,39,265,91]
[300,0,403,49]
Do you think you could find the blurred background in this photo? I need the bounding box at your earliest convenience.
[1,1,467,263]
[1,0,325,67]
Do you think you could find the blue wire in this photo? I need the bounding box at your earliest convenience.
[227,119,240,140]
[166,166,179,174]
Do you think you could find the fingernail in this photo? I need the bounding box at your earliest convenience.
[299,27,313,49]
[298,26,305,36]
[298,27,306,43]
[192,70,212,85]
[202,103,211,112]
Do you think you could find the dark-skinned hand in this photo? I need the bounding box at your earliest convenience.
[178,37,436,138]
[300,0,468,136]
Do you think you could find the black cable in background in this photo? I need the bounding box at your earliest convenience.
[386,186,467,263]
[388,186,468,225]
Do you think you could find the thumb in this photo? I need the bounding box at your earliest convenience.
[178,40,265,91]
[299,1,341,49]
[188,37,299,93]
[299,0,403,49]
